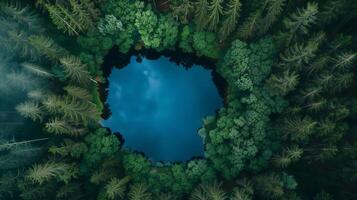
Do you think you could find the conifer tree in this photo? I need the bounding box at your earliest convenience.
[59,56,91,84]
[28,35,68,61]
[218,0,241,41]
[128,183,152,200]
[273,146,303,168]
[21,62,53,78]
[105,176,131,200]
[206,0,223,31]
[258,0,286,35]
[45,118,85,136]
[195,0,209,30]
[237,11,262,40]
[26,162,69,184]
[15,101,42,121]
[266,70,300,96]
[280,2,319,45]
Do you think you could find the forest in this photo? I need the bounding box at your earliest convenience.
[0,0,356,199]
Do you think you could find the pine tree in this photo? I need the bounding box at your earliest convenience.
[64,86,92,102]
[254,173,285,199]
[45,3,83,35]
[128,183,152,200]
[333,72,354,90]
[49,139,87,158]
[195,0,209,30]
[218,0,241,41]
[28,90,47,101]
[26,162,69,184]
[4,30,40,60]
[42,0,99,36]
[42,95,62,114]
[59,56,91,84]
[0,2,44,32]
[273,146,303,168]
[105,176,131,200]
[318,0,344,25]
[45,118,85,136]
[21,62,53,78]
[284,116,317,142]
[15,101,42,121]
[281,2,319,45]
[43,95,100,124]
[332,52,356,70]
[68,0,95,30]
[258,0,286,35]
[237,11,262,40]
[266,70,300,96]
[191,182,227,200]
[280,41,319,70]
[28,35,68,61]
[207,0,223,31]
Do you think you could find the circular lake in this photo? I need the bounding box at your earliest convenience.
[102,56,222,162]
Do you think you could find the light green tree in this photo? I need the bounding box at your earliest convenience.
[15,101,42,121]
[128,183,152,200]
[45,118,85,136]
[272,146,303,168]
[26,162,77,184]
[105,176,131,200]
[59,56,91,84]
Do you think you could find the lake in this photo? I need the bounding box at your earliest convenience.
[102,56,222,162]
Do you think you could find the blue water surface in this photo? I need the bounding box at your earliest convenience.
[102,56,222,162]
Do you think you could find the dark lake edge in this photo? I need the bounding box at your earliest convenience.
[98,46,228,165]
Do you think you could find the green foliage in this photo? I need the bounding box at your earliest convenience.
[49,139,88,158]
[83,128,120,167]
[202,37,286,178]
[179,25,194,53]
[192,31,219,58]
[98,14,123,35]
[122,153,150,182]
[135,11,178,50]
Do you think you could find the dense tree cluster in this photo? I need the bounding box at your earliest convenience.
[0,0,356,199]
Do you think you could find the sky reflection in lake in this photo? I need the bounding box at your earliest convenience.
[102,56,222,161]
